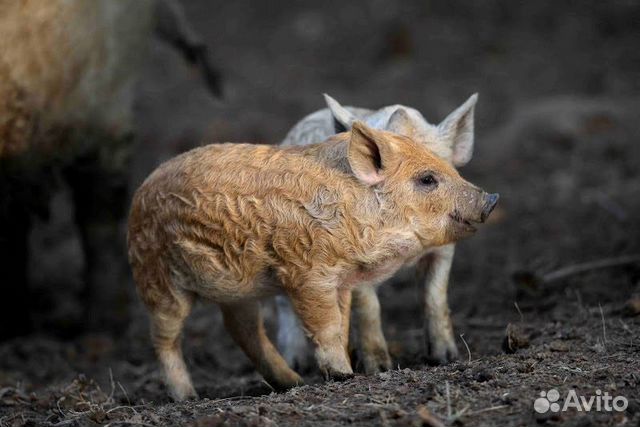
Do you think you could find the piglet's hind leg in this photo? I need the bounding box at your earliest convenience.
[221,300,303,390]
[149,290,197,401]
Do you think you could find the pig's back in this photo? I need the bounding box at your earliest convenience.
[281,107,372,147]
[130,141,358,239]
[139,142,351,198]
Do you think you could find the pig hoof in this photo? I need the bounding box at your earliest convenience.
[426,342,459,365]
[325,370,355,382]
[170,385,199,402]
[317,349,353,381]
[271,372,305,391]
[321,361,354,382]
[362,349,393,374]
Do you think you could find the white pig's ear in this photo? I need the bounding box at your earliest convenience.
[324,93,357,132]
[386,108,413,134]
[348,121,391,186]
[437,93,478,167]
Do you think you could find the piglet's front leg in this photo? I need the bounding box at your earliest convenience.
[418,244,459,365]
[288,285,353,380]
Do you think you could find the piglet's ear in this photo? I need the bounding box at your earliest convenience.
[386,108,414,134]
[348,121,390,186]
[324,93,357,131]
[437,93,478,167]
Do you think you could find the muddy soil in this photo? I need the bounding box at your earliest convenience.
[2,1,640,426]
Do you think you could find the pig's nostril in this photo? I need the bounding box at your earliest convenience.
[481,193,499,222]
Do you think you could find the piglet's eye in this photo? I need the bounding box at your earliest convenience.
[419,174,438,187]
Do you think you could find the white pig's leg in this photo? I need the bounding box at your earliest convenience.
[338,287,352,357]
[275,295,313,371]
[352,285,392,374]
[418,243,459,364]
[220,300,303,390]
[288,285,353,380]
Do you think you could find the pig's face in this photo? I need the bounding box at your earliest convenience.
[348,121,498,247]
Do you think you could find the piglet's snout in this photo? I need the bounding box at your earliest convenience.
[480,193,499,223]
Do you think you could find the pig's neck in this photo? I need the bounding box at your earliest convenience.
[348,205,424,271]
[296,135,352,175]
[338,209,424,288]
[296,137,424,267]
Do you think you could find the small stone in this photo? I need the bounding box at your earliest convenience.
[378,372,391,381]
[230,405,254,415]
[549,340,569,352]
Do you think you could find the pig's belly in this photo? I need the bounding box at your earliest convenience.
[343,258,406,289]
[169,239,282,303]
[173,266,283,303]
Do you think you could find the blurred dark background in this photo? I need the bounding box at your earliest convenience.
[1,0,639,424]
[135,0,640,170]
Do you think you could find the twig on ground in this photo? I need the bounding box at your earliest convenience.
[118,382,131,407]
[437,382,470,424]
[445,381,451,419]
[105,405,145,415]
[261,380,275,392]
[108,368,116,401]
[459,334,472,363]
[55,397,66,418]
[463,404,510,417]
[206,395,257,406]
[417,405,445,427]
[514,302,524,322]
[599,303,607,348]
[559,366,587,374]
[541,254,640,284]
[619,319,632,334]
[447,405,470,423]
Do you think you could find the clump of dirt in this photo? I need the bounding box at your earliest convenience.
[502,323,530,354]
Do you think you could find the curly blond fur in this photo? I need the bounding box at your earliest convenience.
[128,122,494,400]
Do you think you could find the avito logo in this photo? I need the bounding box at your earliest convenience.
[534,389,628,414]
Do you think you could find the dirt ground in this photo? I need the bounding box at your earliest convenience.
[2,1,640,426]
